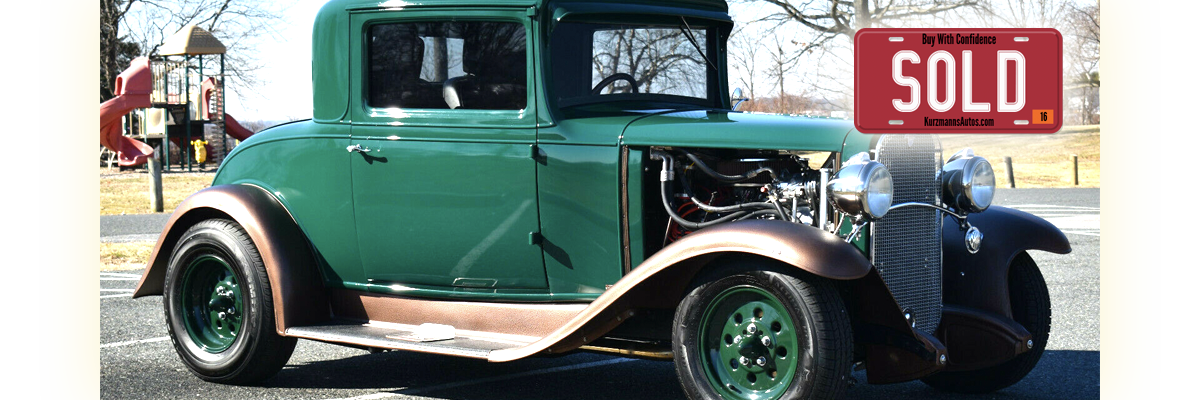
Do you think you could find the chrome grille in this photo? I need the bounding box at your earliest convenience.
[872,135,943,334]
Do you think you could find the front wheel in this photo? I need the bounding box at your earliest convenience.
[163,219,296,384]
[922,251,1051,393]
[672,267,853,400]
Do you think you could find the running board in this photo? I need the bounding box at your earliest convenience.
[286,322,535,359]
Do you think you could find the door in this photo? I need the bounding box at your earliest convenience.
[348,12,546,290]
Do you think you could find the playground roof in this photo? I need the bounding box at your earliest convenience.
[159,25,226,56]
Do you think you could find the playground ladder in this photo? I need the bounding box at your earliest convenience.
[207,78,228,165]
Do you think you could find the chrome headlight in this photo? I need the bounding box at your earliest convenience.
[941,148,995,213]
[828,152,894,219]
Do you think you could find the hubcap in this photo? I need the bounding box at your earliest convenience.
[700,286,801,400]
[179,255,242,353]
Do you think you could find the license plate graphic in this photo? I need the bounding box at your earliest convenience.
[854,28,1062,134]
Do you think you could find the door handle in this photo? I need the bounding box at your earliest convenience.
[347,144,370,153]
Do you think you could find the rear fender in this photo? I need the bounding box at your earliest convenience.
[132,184,329,334]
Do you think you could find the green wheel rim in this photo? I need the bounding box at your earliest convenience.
[179,254,243,353]
[699,286,802,400]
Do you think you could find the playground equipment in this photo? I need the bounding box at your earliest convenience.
[191,139,208,164]
[98,25,256,169]
[99,57,155,166]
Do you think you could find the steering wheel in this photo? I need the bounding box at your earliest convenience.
[591,73,639,95]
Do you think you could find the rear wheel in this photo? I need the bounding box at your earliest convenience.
[672,266,852,400]
[163,219,296,384]
[922,251,1051,393]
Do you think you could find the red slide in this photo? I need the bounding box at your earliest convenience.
[200,77,255,141]
[99,57,155,167]
[224,113,254,141]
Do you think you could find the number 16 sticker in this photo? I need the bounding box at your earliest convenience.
[1032,109,1054,124]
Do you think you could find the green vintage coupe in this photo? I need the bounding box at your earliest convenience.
[133,0,1071,399]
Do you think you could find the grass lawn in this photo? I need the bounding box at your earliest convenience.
[101,242,155,271]
[940,125,1099,188]
[100,168,213,216]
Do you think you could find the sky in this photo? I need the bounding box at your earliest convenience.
[224,0,327,122]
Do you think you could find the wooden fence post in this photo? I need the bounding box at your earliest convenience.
[1072,154,1079,186]
[1004,156,1015,188]
[149,148,164,213]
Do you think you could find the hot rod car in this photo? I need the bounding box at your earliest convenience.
[132,0,1070,399]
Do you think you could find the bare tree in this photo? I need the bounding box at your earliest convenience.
[1065,3,1099,124]
[748,0,982,41]
[103,0,294,103]
[592,27,707,97]
[967,1,1099,124]
[730,0,983,113]
[728,26,762,98]
[980,0,1070,28]
[765,35,799,101]
[101,0,142,101]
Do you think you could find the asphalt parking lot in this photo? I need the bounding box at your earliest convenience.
[100,188,1099,399]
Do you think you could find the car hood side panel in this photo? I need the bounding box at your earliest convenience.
[620,110,856,151]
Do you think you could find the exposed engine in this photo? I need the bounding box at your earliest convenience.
[651,149,833,245]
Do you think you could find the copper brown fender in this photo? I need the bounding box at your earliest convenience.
[131,184,329,334]
[490,219,872,361]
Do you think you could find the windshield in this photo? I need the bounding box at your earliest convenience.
[549,20,720,110]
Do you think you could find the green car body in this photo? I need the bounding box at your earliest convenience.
[135,0,1071,398]
[215,0,870,300]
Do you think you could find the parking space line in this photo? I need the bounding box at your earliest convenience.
[1008,204,1100,237]
[101,272,142,280]
[1006,204,1100,211]
[101,288,135,299]
[323,358,635,400]
[101,336,170,349]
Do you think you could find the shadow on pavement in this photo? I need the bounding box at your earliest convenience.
[260,349,1097,399]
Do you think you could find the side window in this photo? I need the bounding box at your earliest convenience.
[368,21,527,110]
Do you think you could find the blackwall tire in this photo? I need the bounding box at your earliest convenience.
[921,251,1051,393]
[672,266,852,400]
[163,219,297,384]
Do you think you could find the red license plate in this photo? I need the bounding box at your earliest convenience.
[854,28,1062,134]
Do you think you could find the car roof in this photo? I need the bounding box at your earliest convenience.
[321,0,728,13]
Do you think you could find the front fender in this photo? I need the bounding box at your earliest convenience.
[942,205,1071,318]
[132,184,329,334]
[490,219,871,361]
[654,218,874,281]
